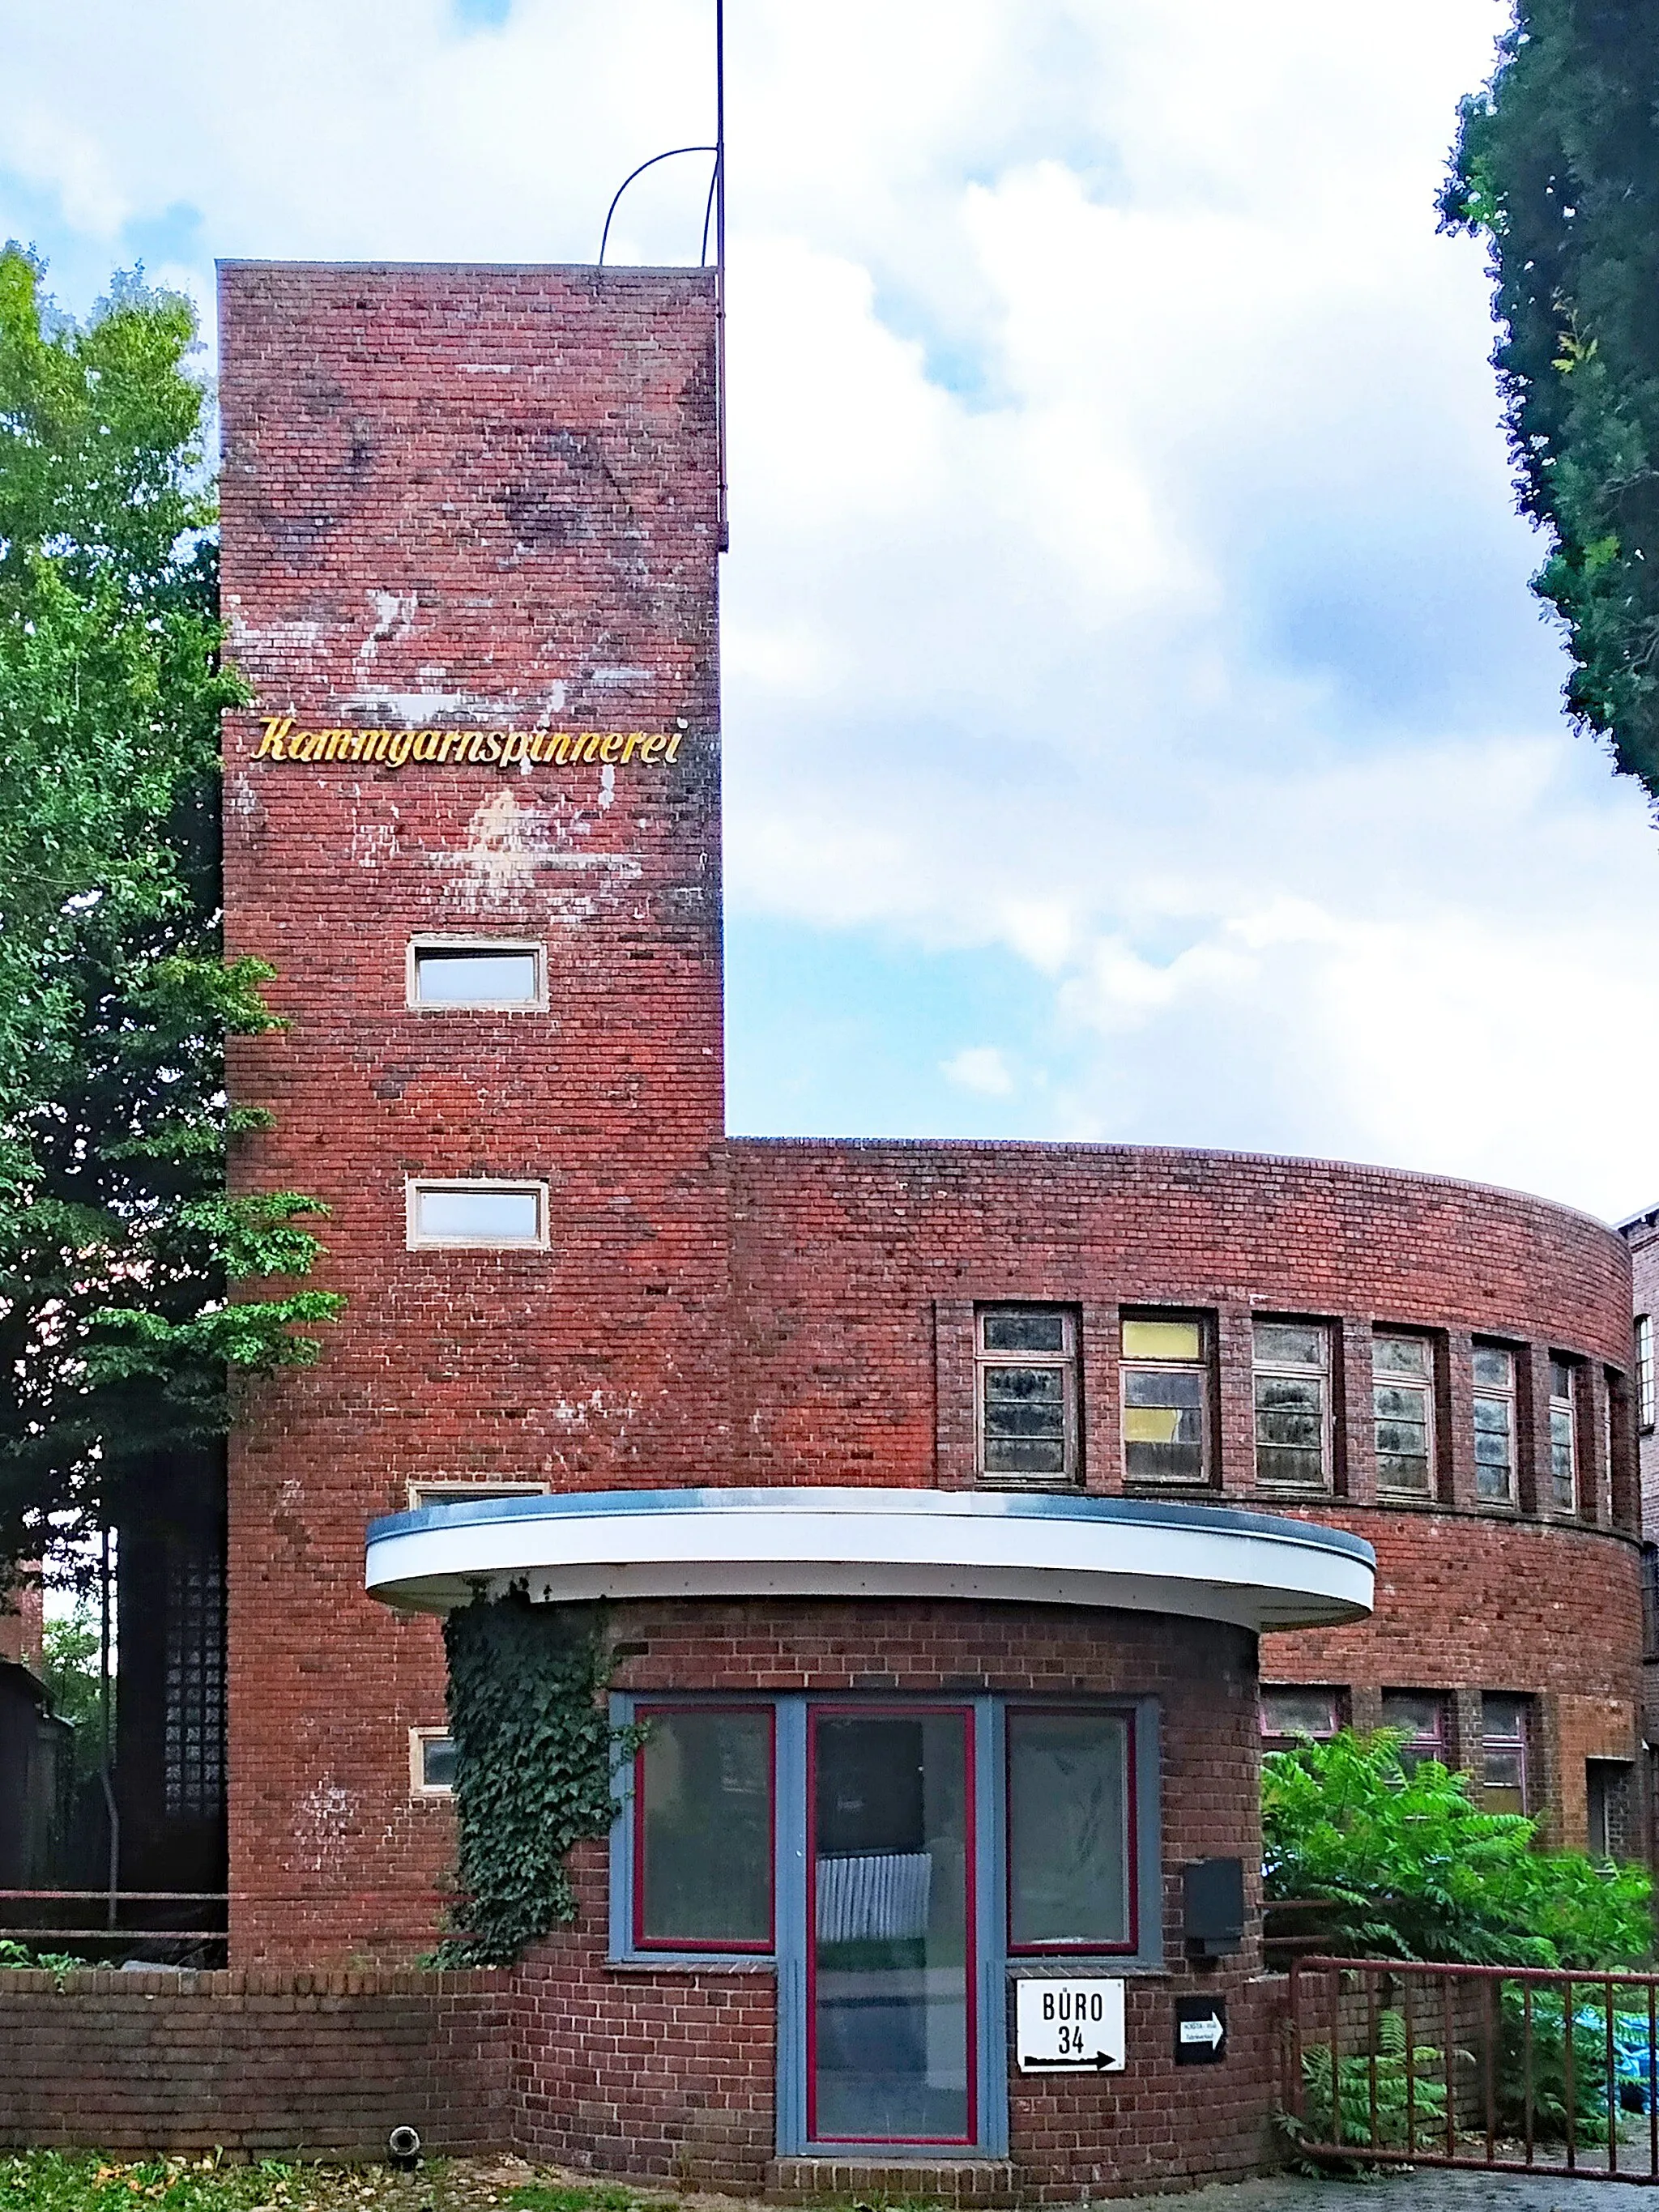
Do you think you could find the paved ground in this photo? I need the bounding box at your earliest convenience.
[1103,2176,1644,2210]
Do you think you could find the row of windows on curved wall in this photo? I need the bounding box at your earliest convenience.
[975,1305,1631,1521]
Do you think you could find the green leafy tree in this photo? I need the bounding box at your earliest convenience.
[1265,1728,1653,1968]
[0,245,342,1585]
[1441,2,1659,793]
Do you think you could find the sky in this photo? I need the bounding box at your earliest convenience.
[4,0,1659,1222]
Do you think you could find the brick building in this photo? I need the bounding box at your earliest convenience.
[198,258,1640,2197]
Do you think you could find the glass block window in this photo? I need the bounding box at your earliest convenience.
[1638,1317,1654,1434]
[635,1706,774,1950]
[1380,1691,1448,1771]
[1373,1335,1435,1498]
[407,1180,546,1248]
[410,939,543,1008]
[1549,1357,1578,1513]
[1260,1686,1343,1748]
[1006,1709,1133,1951]
[1120,1315,1209,1487]
[1472,1345,1516,1504]
[976,1308,1079,1483]
[1482,1694,1531,1816]
[1253,1320,1332,1492]
[164,1539,225,1821]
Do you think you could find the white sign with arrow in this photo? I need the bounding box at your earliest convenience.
[1014,1978,1127,2073]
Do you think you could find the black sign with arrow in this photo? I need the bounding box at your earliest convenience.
[1174,1994,1227,2064]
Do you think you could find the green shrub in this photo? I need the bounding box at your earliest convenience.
[1295,2007,1449,2150]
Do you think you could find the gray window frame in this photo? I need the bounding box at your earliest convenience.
[407,935,547,1011]
[974,1305,1081,1487]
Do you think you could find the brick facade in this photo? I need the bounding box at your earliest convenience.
[211,261,1644,2196]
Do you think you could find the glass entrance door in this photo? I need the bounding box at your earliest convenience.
[808,1707,975,2146]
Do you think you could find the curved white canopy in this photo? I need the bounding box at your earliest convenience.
[365,1485,1373,1633]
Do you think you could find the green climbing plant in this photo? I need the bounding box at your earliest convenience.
[437,1593,645,1968]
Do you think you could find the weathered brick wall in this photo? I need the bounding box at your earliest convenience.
[217,262,725,1963]
[505,1598,1277,2201]
[0,1971,510,2157]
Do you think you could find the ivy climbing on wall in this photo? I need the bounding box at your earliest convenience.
[437,1592,644,1968]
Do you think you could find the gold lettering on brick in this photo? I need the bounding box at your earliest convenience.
[246,719,696,774]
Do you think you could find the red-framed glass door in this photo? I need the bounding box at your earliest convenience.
[806,1704,977,2146]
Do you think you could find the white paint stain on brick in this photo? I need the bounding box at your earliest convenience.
[293,1783,354,1874]
[339,682,569,724]
[437,789,642,909]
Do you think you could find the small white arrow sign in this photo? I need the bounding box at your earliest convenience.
[1179,2014,1225,2048]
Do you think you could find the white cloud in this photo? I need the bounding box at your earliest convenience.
[9,0,1659,1218]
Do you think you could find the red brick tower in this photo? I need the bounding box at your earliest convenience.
[219,263,724,1958]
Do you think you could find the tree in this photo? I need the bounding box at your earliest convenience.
[1265,1728,1653,1969]
[0,245,342,1587]
[1441,2,1659,795]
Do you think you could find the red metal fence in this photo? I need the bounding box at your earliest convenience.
[1286,1955,1659,2182]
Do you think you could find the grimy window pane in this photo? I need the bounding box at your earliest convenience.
[983,1365,1067,1475]
[983,1310,1066,1354]
[1260,1688,1338,1738]
[640,1709,772,1946]
[1473,1395,1515,1500]
[415,948,539,1004]
[1008,1711,1130,1947]
[1373,1336,1431,1378]
[415,1186,541,1242]
[1375,1381,1431,1494]
[1121,1318,1201,1362]
[1123,1367,1205,1484]
[1254,1372,1327,1488]
[420,1736,458,1789]
[1254,1320,1327,1370]
[1473,1345,1514,1392]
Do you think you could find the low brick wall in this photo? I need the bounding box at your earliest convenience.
[0,1970,512,2159]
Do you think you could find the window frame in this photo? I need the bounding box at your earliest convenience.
[1472,1341,1518,1507]
[1259,1685,1345,1750]
[1548,1355,1579,1515]
[406,1177,549,1251]
[1118,1311,1213,1490]
[973,1305,1081,1487]
[1004,1703,1139,1957]
[406,1479,551,1511]
[1252,1316,1334,1494]
[1371,1331,1437,1501]
[1481,1693,1532,1814]
[630,1701,778,1955]
[407,935,547,1012]
[1379,1690,1449,1771]
[409,1725,456,1799]
[1638,1318,1655,1435]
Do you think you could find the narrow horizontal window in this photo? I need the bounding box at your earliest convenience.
[407,1480,550,1510]
[1007,1708,1133,1951]
[1373,1333,1434,1498]
[1260,1686,1342,1747]
[1253,1319,1331,1493]
[1380,1690,1448,1771]
[410,1728,456,1796]
[1472,1343,1516,1503]
[410,940,544,1008]
[1120,1314,1209,1487]
[407,1180,547,1249]
[975,1306,1078,1484]
[635,1706,774,1950]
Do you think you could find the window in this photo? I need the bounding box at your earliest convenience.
[1007,1709,1133,1951]
[407,1179,547,1249]
[1372,1335,1435,1498]
[1472,1344,1516,1504]
[1252,1320,1332,1492]
[1482,1694,1531,1815]
[1638,1317,1655,1434]
[1260,1686,1342,1750]
[410,1728,457,1796]
[407,1480,550,1510]
[409,938,544,1009]
[1380,1691,1448,1772]
[633,1706,774,1950]
[1587,1760,1633,1860]
[1548,1357,1578,1512]
[975,1307,1078,1483]
[1120,1315,1209,1487]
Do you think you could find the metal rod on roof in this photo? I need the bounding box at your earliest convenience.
[715,0,728,552]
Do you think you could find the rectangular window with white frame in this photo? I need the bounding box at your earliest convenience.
[408,937,545,1010]
[1372,1332,1435,1498]
[407,1178,548,1250]
[1472,1343,1517,1504]
[406,1480,551,1511]
[1481,1694,1531,1815]
[410,1727,457,1797]
[1548,1356,1578,1513]
[975,1306,1079,1484]
[1120,1313,1211,1488]
[1637,1317,1654,1434]
[1252,1319,1333,1493]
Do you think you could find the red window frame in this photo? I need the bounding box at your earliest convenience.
[632,1701,776,1954]
[1004,1704,1138,1957]
[805,1702,979,2149]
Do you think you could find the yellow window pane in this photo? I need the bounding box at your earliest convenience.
[1122,1319,1201,1362]
[1124,1405,1183,1444]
